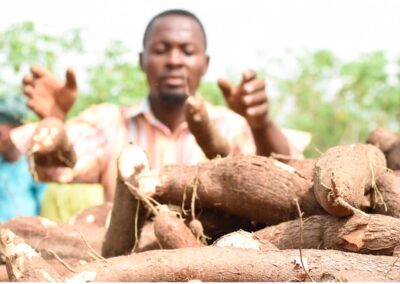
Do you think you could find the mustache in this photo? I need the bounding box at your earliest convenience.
[158,73,191,95]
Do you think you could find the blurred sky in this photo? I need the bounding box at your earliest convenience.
[1,0,400,80]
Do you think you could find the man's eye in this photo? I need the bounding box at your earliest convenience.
[183,49,195,56]
[154,46,167,54]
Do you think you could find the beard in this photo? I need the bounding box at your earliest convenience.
[159,89,188,105]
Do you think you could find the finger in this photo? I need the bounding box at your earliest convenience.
[27,99,46,119]
[217,79,233,100]
[22,74,34,86]
[242,91,267,107]
[242,69,257,82]
[242,79,265,94]
[65,68,77,90]
[23,85,35,98]
[27,99,40,113]
[31,65,47,79]
[246,103,268,117]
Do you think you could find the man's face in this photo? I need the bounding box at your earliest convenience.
[0,123,14,154]
[140,15,209,104]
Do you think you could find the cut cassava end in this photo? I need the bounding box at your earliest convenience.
[0,216,104,262]
[101,144,150,258]
[184,96,230,159]
[313,144,387,217]
[214,230,278,252]
[155,155,324,225]
[255,213,400,255]
[0,229,62,282]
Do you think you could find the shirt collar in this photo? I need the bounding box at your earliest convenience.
[123,95,219,136]
[123,97,151,119]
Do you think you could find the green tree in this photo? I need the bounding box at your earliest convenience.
[0,21,83,99]
[271,50,400,157]
[70,41,148,117]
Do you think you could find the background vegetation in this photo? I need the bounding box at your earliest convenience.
[1,22,399,157]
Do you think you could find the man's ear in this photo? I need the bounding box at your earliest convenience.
[202,54,210,76]
[139,52,144,71]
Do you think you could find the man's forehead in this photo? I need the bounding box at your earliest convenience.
[146,15,205,45]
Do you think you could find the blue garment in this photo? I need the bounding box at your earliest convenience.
[0,155,47,222]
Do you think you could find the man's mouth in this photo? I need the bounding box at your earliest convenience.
[162,76,185,87]
[160,72,188,87]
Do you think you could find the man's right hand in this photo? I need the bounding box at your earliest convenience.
[31,117,77,168]
[22,65,77,121]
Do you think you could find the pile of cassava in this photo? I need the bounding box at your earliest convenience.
[2,124,400,282]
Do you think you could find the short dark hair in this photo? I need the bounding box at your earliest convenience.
[142,9,207,50]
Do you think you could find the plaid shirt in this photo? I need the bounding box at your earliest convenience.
[12,98,311,183]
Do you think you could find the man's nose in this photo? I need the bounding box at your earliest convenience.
[166,49,184,67]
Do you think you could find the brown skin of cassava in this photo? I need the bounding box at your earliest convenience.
[366,128,399,155]
[0,217,104,262]
[286,158,316,181]
[387,140,400,171]
[367,127,400,171]
[70,202,113,229]
[313,144,387,217]
[101,167,149,258]
[153,211,202,249]
[52,247,400,281]
[184,96,230,159]
[372,171,400,218]
[155,155,324,225]
[255,213,400,255]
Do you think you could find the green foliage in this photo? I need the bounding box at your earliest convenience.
[0,21,83,120]
[199,81,225,106]
[272,50,400,157]
[69,41,148,117]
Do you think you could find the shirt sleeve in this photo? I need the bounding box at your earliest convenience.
[208,105,311,158]
[210,105,256,156]
[10,103,122,183]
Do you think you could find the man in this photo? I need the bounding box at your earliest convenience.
[0,95,47,221]
[15,9,310,202]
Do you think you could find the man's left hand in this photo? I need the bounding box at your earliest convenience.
[217,69,269,129]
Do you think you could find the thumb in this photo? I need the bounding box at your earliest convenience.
[217,79,233,100]
[65,68,77,90]
[31,65,47,79]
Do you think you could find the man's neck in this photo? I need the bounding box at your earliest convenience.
[149,97,186,132]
